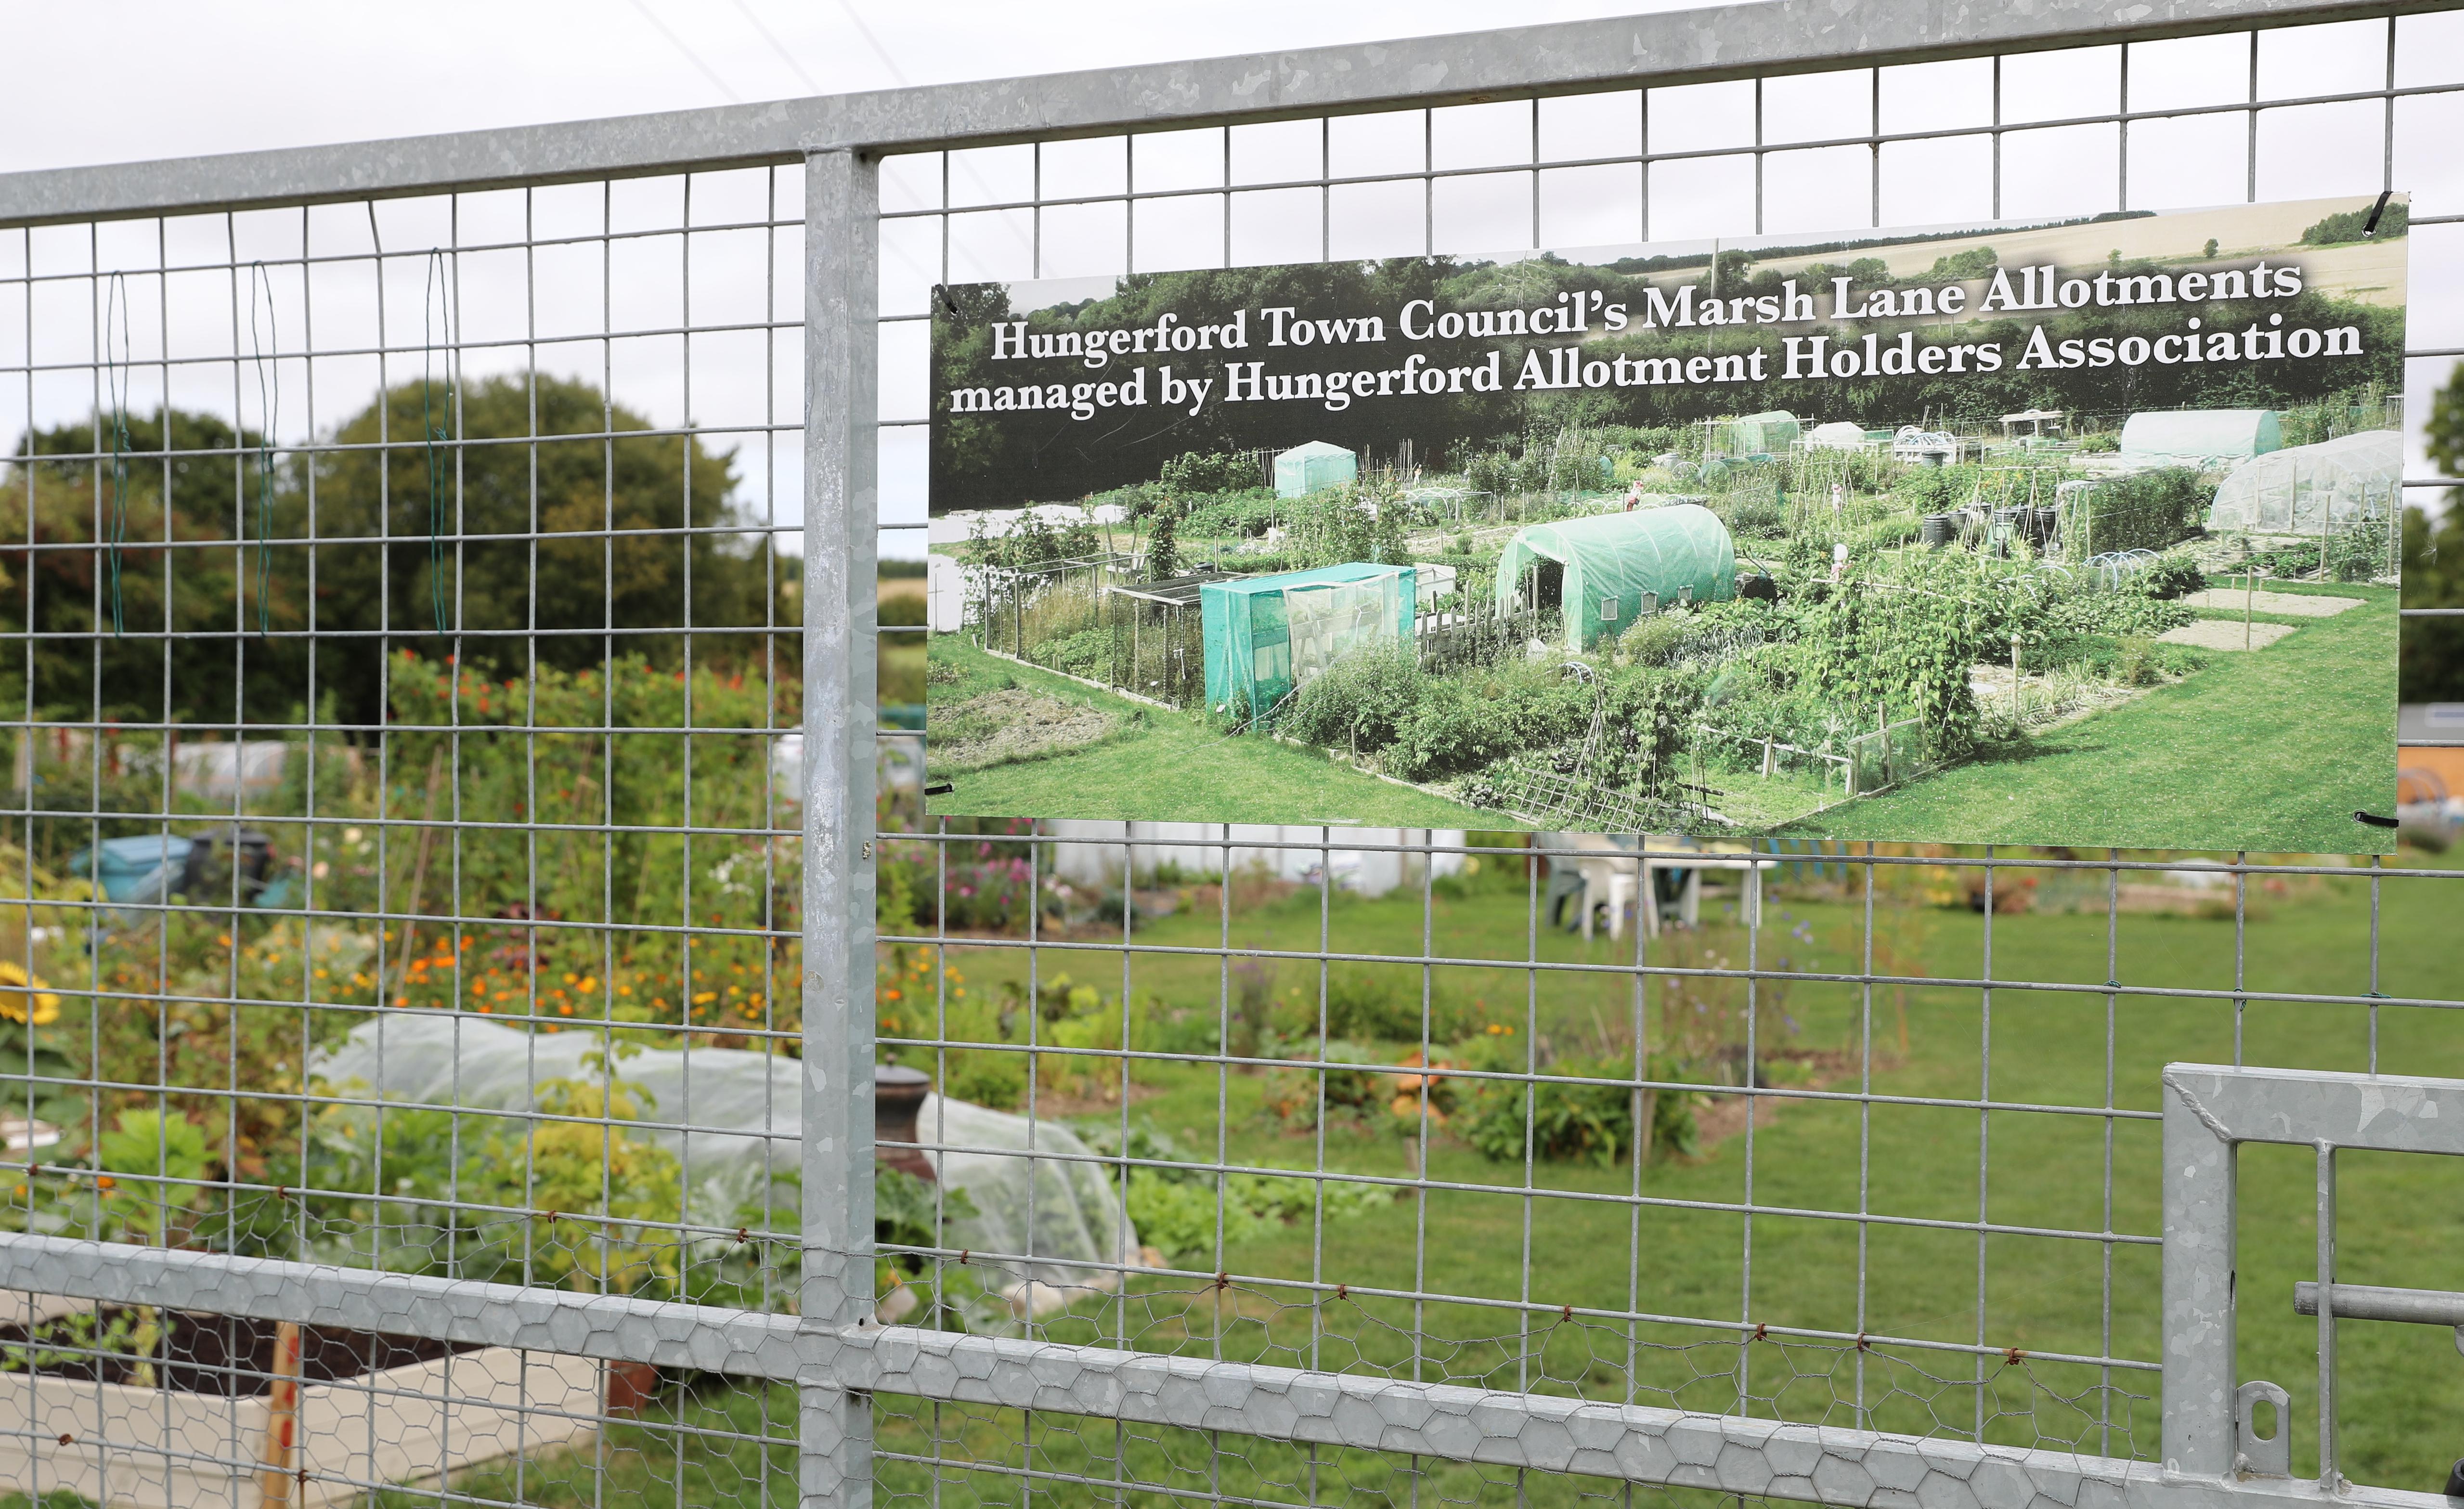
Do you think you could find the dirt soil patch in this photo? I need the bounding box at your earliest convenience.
[1685,1049,1866,1153]
[2182,588,2361,618]
[2157,619,2297,651]
[931,688,1115,771]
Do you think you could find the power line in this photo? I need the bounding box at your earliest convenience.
[627,0,744,104]
[730,0,821,95]
[835,0,910,87]
[831,0,1037,268]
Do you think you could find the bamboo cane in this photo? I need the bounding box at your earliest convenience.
[257,1320,303,1507]
[389,750,447,1001]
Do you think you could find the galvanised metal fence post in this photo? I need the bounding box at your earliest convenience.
[802,143,882,1509]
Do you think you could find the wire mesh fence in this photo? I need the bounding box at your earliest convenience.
[0,2,2458,1506]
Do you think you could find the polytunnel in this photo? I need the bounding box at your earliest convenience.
[1272,440,1358,497]
[1716,411,1800,456]
[2206,428,2402,533]
[2118,408,2282,465]
[1493,503,1736,651]
[312,1015,1142,1317]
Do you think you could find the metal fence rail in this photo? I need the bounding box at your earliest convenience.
[0,1,2458,1506]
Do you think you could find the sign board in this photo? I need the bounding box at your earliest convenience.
[925,194,2406,852]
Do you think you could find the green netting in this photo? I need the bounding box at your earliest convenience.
[1492,504,1738,651]
[1273,440,1359,497]
[2207,428,2401,532]
[1718,411,1800,456]
[2118,408,2282,464]
[1202,562,1415,717]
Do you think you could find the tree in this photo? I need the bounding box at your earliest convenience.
[2404,362,2464,702]
[3,376,788,730]
[1,409,287,725]
[296,374,782,726]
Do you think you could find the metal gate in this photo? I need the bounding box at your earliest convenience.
[0,1,2459,1505]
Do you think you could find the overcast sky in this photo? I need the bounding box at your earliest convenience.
[0,1,1695,173]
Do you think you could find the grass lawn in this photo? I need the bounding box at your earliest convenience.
[926,637,1497,827]
[389,850,2464,1504]
[1811,582,2397,851]
[929,577,2393,848]
[872,849,2462,1490]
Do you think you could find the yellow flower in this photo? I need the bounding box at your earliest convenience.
[0,962,60,1026]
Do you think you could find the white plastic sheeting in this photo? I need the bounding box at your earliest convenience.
[1043,823,1467,895]
[1273,440,1358,497]
[313,1015,1140,1313]
[1283,575,1405,688]
[2118,408,2281,465]
[2206,429,2402,533]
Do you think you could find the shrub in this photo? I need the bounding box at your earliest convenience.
[2138,553,2207,600]
[1144,508,1180,581]
[1458,1052,1700,1168]
[2075,467,2206,555]
[1722,493,1784,535]
[1259,1040,1387,1130]
[2043,592,2193,638]
[1280,646,1423,751]
[1177,491,1284,539]
[1034,626,1112,679]
[1894,464,1983,514]
[1617,614,1686,667]
[1295,967,1476,1043]
[943,1048,1026,1111]
[1159,450,1259,495]
[1386,660,1593,781]
[1085,1119,1391,1263]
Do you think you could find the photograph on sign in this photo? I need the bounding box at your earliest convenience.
[924,194,2405,852]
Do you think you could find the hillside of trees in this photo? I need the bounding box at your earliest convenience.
[1,374,788,729]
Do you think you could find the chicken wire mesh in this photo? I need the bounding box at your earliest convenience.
[0,3,2455,1507]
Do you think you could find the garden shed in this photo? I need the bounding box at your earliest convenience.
[1272,440,1358,498]
[2207,428,2402,533]
[1716,411,1800,457]
[1202,562,1416,720]
[1492,504,1736,651]
[2119,408,2282,465]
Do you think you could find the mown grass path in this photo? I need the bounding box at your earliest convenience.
[928,636,1495,827]
[1816,582,2396,852]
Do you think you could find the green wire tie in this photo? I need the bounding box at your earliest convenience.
[422,252,453,637]
[104,273,130,638]
[249,263,278,637]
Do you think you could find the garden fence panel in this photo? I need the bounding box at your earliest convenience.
[0,2,2458,1508]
